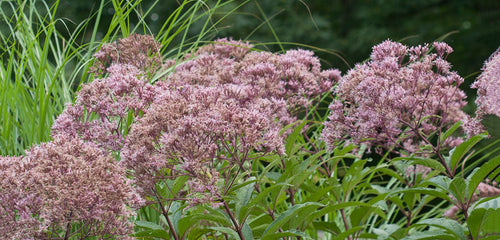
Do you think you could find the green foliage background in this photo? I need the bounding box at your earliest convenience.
[53,0,500,81]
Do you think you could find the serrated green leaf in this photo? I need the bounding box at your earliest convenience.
[410,158,447,174]
[372,224,403,240]
[415,218,466,240]
[467,208,487,239]
[403,192,417,210]
[401,231,456,240]
[428,176,451,191]
[312,221,342,235]
[449,177,467,204]
[169,201,182,236]
[468,197,500,237]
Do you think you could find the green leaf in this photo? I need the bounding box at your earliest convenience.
[388,187,452,203]
[415,218,466,240]
[393,157,446,175]
[312,221,342,235]
[132,229,170,238]
[410,158,447,175]
[449,177,467,204]
[208,227,240,239]
[241,222,254,240]
[403,192,417,210]
[428,176,451,191]
[239,182,291,222]
[449,133,487,174]
[439,121,462,144]
[169,201,182,236]
[372,224,404,240]
[468,155,500,200]
[235,177,256,221]
[468,197,500,238]
[467,208,487,239]
[135,220,164,230]
[172,175,189,196]
[248,213,273,238]
[333,226,365,240]
[262,202,322,236]
[401,231,457,240]
[350,206,387,227]
[262,230,312,240]
[284,120,307,155]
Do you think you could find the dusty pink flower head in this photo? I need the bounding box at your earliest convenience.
[52,64,157,151]
[0,156,42,239]
[170,39,340,116]
[22,135,142,238]
[121,39,340,205]
[121,84,287,205]
[471,47,500,118]
[194,38,254,60]
[322,40,476,154]
[91,33,162,75]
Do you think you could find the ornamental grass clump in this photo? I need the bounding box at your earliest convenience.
[322,40,479,156]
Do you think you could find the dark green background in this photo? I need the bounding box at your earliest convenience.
[56,0,500,79]
[55,0,499,132]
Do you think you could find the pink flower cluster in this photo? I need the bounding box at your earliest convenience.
[169,38,340,114]
[121,38,340,204]
[1,35,339,237]
[471,47,500,118]
[0,34,157,238]
[322,40,477,154]
[52,64,156,152]
[91,33,163,75]
[0,156,42,239]
[0,136,143,239]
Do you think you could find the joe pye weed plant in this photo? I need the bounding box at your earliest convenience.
[1,0,500,239]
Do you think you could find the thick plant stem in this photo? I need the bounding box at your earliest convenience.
[154,193,180,240]
[222,199,245,240]
[340,208,352,240]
